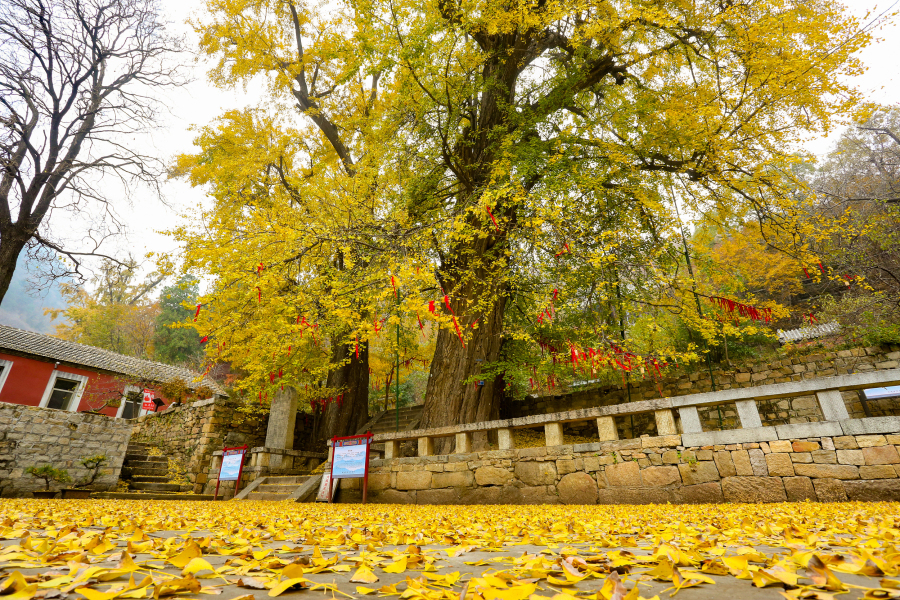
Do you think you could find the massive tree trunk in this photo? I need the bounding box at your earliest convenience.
[319,338,370,442]
[420,224,509,452]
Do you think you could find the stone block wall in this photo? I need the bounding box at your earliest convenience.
[506,346,900,425]
[352,430,900,504]
[0,403,131,497]
[130,398,267,493]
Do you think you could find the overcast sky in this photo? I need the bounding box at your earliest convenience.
[41,0,900,290]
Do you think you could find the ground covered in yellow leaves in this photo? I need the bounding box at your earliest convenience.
[2,500,899,600]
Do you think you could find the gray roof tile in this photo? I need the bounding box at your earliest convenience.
[0,324,227,396]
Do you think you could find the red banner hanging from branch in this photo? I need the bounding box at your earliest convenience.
[708,296,771,323]
[485,205,500,232]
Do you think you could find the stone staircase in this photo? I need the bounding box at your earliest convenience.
[244,474,314,501]
[371,404,423,435]
[369,405,423,456]
[94,441,213,501]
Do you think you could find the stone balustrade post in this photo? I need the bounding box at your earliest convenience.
[816,389,850,421]
[384,440,399,460]
[455,432,472,454]
[418,436,433,457]
[654,409,677,435]
[678,406,703,434]
[597,416,618,441]
[210,454,222,473]
[544,422,564,446]
[735,400,763,429]
[498,428,515,450]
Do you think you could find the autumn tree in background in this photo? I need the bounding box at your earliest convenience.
[154,276,204,368]
[175,0,872,448]
[808,107,900,344]
[48,259,163,358]
[0,0,184,302]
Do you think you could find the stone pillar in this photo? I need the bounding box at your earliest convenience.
[678,406,703,434]
[498,428,515,450]
[735,400,762,429]
[384,440,399,460]
[455,432,472,454]
[418,436,433,457]
[654,410,677,436]
[816,390,850,421]
[544,422,564,446]
[327,443,334,463]
[265,386,298,470]
[597,416,618,441]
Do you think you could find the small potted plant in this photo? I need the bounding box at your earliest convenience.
[61,454,108,499]
[25,465,71,498]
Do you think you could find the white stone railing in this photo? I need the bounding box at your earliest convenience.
[777,321,840,344]
[372,369,900,458]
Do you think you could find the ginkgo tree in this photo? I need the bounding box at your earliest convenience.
[172,0,873,445]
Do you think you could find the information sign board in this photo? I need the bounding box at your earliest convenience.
[327,433,373,503]
[214,445,248,500]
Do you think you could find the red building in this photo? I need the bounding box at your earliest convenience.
[0,325,226,418]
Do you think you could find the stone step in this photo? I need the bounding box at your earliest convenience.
[127,459,169,469]
[130,467,169,477]
[257,484,303,494]
[130,482,183,492]
[92,492,214,501]
[125,454,167,463]
[127,442,152,450]
[246,492,292,501]
[132,475,170,483]
[264,475,312,485]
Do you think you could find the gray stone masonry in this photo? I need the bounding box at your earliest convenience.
[0,403,131,497]
[357,428,900,504]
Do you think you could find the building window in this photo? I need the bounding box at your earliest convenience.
[117,385,143,419]
[39,370,89,412]
[0,359,12,393]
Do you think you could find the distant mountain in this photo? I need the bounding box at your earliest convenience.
[0,254,68,334]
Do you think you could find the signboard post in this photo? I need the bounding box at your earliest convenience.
[327,433,373,504]
[214,445,248,501]
[141,390,156,411]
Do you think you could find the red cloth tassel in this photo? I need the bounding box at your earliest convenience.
[200,336,208,343]
[451,315,465,347]
[255,286,261,302]
[417,312,425,337]
[443,295,454,314]
[818,262,825,274]
[193,304,201,322]
[391,275,397,297]
[257,262,264,274]
[485,205,500,231]
[355,335,359,359]
[269,372,275,383]
[278,369,283,378]
[803,267,810,279]
[428,300,436,314]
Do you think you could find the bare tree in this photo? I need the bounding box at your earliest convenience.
[0,0,184,302]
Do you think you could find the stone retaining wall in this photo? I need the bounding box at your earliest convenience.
[506,346,900,431]
[348,429,900,504]
[0,403,131,497]
[130,398,267,493]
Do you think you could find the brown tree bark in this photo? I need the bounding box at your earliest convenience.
[318,338,370,442]
[0,233,29,303]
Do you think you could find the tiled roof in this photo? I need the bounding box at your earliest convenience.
[0,324,227,396]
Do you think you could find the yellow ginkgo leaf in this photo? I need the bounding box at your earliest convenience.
[355,587,378,595]
[182,558,216,577]
[383,557,407,574]
[167,542,202,569]
[266,578,308,597]
[349,566,379,584]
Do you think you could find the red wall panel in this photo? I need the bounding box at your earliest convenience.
[0,351,172,416]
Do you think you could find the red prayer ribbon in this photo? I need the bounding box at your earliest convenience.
[485,205,500,231]
[193,304,201,322]
[200,336,208,343]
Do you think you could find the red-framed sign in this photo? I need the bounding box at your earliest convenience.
[141,390,156,411]
[327,433,373,504]
[213,445,248,500]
